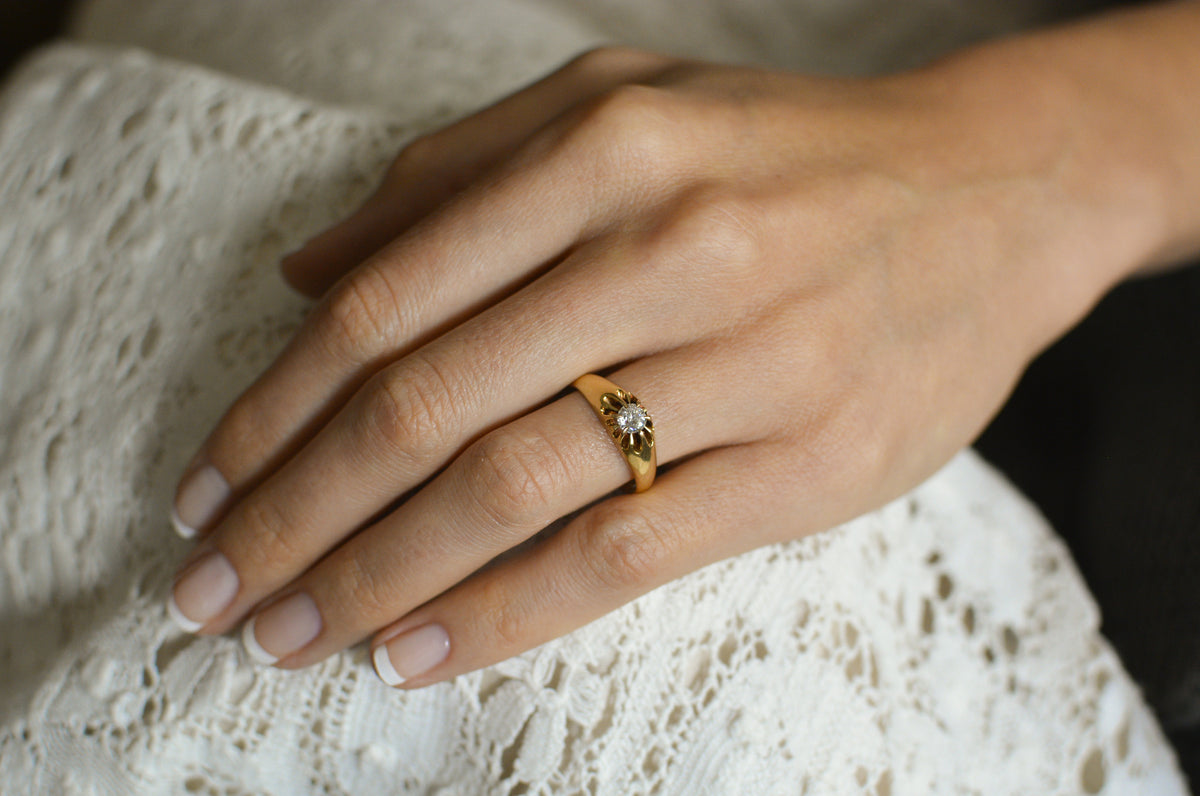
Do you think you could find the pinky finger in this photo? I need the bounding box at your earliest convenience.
[369,442,793,688]
[280,46,673,297]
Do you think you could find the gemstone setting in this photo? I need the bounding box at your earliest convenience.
[615,403,648,435]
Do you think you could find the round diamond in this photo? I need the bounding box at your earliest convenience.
[615,403,648,435]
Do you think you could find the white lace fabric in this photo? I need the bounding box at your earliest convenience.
[0,1,1189,793]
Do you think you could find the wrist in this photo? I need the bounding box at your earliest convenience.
[887,3,1200,352]
[875,46,1152,355]
[946,3,1200,282]
[1023,1,1200,276]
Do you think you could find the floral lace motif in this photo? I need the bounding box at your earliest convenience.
[0,0,1189,791]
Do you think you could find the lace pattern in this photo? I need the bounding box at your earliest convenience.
[0,1,1189,791]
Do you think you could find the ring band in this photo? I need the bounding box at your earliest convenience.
[572,374,657,492]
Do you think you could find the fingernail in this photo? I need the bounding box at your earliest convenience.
[167,552,238,632]
[372,624,450,686]
[171,461,231,539]
[242,592,322,665]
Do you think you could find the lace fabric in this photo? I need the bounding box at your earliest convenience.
[0,1,1189,792]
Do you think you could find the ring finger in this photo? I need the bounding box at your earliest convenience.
[233,339,777,668]
[166,226,738,636]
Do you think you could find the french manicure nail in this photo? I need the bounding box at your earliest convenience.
[167,551,238,632]
[169,505,197,539]
[373,624,451,686]
[171,461,231,538]
[242,592,322,665]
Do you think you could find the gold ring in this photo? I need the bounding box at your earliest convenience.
[572,374,656,492]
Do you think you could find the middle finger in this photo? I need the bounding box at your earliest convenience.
[171,100,647,539]
[241,339,775,668]
[167,224,750,635]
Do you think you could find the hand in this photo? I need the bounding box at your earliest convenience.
[165,44,1153,687]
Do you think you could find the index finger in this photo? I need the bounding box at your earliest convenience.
[170,81,673,538]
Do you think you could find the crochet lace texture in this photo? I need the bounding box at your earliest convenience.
[0,1,1189,793]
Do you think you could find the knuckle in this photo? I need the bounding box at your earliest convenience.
[463,427,567,534]
[565,45,656,76]
[337,551,397,620]
[844,415,895,486]
[656,187,762,270]
[477,577,525,651]
[233,498,301,575]
[569,84,673,170]
[361,354,459,467]
[487,583,525,653]
[492,606,523,651]
[577,501,672,591]
[565,45,624,75]
[317,263,404,364]
[210,394,277,473]
[591,83,661,118]
[633,188,763,314]
[804,400,894,493]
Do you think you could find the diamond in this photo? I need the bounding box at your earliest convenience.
[615,403,648,435]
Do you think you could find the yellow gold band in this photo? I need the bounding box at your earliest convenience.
[572,373,656,492]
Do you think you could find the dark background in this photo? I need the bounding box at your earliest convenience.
[0,0,75,76]
[978,263,1200,788]
[3,0,1196,788]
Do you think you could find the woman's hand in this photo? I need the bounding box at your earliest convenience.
[166,35,1171,687]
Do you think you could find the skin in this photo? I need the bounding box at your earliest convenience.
[171,1,1200,688]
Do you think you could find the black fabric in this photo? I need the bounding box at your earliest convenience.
[0,0,74,77]
[976,260,1200,789]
